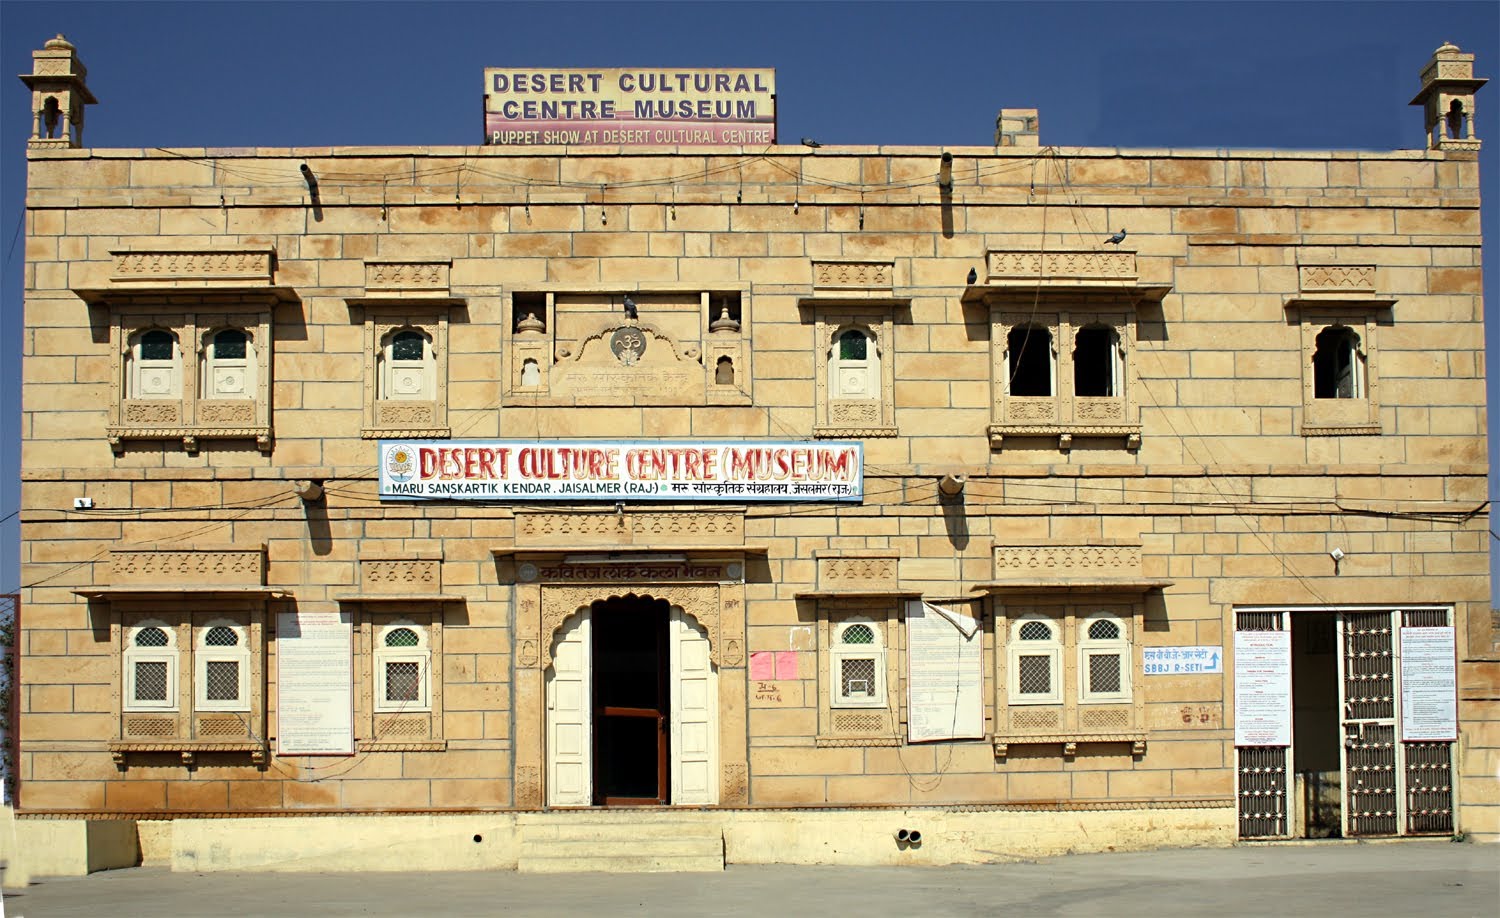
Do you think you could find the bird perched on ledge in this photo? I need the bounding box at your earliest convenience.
[801,137,822,148]
[967,267,978,285]
[623,296,638,320]
[1105,228,1127,245]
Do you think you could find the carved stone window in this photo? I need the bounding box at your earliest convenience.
[1287,266,1392,436]
[374,620,432,713]
[830,618,886,708]
[128,329,181,399]
[361,312,449,439]
[816,601,901,746]
[971,249,1167,452]
[994,602,1144,758]
[360,609,445,749]
[194,620,251,712]
[200,328,255,400]
[124,621,178,712]
[812,308,898,438]
[107,307,274,454]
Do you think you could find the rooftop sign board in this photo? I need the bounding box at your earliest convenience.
[484,68,776,146]
[379,439,860,502]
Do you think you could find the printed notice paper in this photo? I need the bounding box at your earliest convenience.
[276,611,354,755]
[906,601,983,743]
[1400,626,1457,741]
[1233,630,1292,747]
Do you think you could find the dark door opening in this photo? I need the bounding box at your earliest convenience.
[591,595,669,805]
[1291,613,1340,837]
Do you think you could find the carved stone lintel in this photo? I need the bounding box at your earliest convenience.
[541,584,721,669]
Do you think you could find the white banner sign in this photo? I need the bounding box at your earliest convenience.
[379,440,862,502]
[905,601,984,743]
[1400,626,1457,741]
[1234,630,1292,747]
[276,611,354,755]
[1143,646,1223,675]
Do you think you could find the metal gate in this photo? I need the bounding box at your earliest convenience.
[1237,606,1457,839]
[1235,610,1288,838]
[1339,611,1398,836]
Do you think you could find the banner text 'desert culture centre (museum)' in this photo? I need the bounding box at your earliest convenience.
[380,440,860,501]
[484,69,776,145]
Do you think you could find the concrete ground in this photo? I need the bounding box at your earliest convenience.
[2,840,1495,917]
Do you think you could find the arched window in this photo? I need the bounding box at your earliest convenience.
[195,620,250,711]
[379,328,434,400]
[1079,613,1131,703]
[1008,615,1062,704]
[715,355,735,386]
[1007,325,1053,397]
[1312,326,1364,399]
[830,327,879,401]
[124,620,178,711]
[830,617,885,708]
[1073,325,1119,397]
[128,329,181,398]
[375,621,431,712]
[201,328,255,399]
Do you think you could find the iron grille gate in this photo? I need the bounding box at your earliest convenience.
[1235,611,1288,838]
[1237,607,1457,839]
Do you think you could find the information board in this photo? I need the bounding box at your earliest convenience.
[1233,630,1291,747]
[905,601,984,743]
[276,611,354,755]
[1143,645,1223,675]
[1400,626,1457,741]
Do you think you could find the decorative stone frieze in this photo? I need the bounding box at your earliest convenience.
[110,249,274,287]
[1299,265,1377,294]
[812,261,894,290]
[363,260,452,298]
[514,508,745,548]
[986,250,1136,283]
[815,550,899,594]
[110,544,267,586]
[358,552,443,595]
[991,542,1143,583]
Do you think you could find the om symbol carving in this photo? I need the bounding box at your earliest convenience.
[610,327,648,365]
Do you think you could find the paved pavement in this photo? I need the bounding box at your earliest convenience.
[2,840,1495,917]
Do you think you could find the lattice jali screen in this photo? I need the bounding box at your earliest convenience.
[1010,708,1061,731]
[384,661,421,702]
[197,715,247,737]
[133,661,169,702]
[204,661,239,702]
[125,716,177,737]
[376,716,428,737]
[1088,655,1121,694]
[1080,706,1131,731]
[832,712,886,734]
[1017,655,1053,695]
[839,658,877,698]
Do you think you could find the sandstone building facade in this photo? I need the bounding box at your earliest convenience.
[10,38,1497,872]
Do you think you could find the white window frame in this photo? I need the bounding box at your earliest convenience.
[829,616,886,709]
[1008,615,1063,705]
[379,327,435,401]
[374,620,432,713]
[1078,612,1132,704]
[194,619,251,712]
[128,328,182,399]
[200,327,255,400]
[123,620,179,712]
[829,326,880,402]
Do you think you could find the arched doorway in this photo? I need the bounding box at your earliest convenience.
[546,593,718,807]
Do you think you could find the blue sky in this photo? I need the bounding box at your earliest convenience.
[2,1,1498,597]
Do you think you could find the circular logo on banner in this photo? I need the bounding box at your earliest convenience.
[384,444,416,483]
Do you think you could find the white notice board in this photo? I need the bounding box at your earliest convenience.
[276,610,355,755]
[905,601,984,743]
[1233,630,1291,747]
[1400,626,1457,741]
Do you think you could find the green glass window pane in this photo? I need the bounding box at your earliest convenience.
[392,331,425,362]
[386,627,420,647]
[140,331,174,361]
[838,331,867,361]
[213,329,246,360]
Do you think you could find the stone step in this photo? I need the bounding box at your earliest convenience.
[517,822,723,873]
[519,853,724,874]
